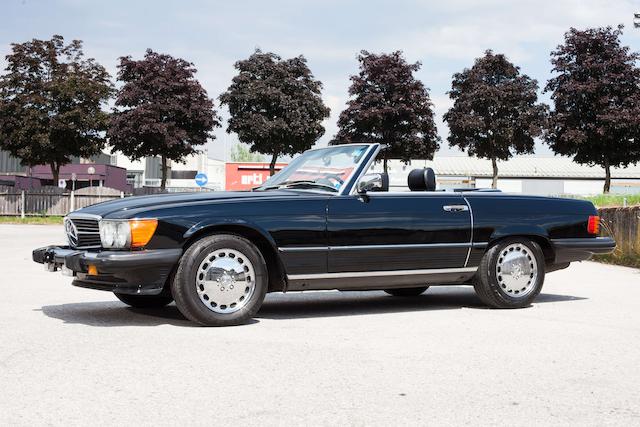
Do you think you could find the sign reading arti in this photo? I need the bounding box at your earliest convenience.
[241,173,264,186]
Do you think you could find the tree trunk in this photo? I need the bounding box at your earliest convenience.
[269,152,279,176]
[50,163,60,187]
[603,158,611,194]
[383,155,388,174]
[491,156,498,189]
[160,155,168,191]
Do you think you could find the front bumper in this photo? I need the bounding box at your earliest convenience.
[551,237,616,264]
[32,246,182,295]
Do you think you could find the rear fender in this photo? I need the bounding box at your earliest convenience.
[489,225,549,241]
[487,226,554,263]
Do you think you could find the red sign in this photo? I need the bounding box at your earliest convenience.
[225,162,288,191]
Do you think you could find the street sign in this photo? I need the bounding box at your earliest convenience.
[58,179,67,189]
[195,172,208,187]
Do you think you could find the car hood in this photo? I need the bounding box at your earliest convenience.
[73,189,326,218]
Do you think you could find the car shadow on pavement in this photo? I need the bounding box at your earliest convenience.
[38,302,193,327]
[37,287,586,326]
[257,287,587,320]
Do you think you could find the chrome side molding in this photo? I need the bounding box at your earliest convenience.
[287,266,478,281]
[279,242,476,253]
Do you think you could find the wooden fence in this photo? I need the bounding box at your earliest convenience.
[0,186,124,217]
[598,206,640,265]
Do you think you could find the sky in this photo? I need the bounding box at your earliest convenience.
[2,0,640,161]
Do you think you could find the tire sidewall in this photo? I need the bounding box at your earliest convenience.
[173,234,268,325]
[484,238,545,307]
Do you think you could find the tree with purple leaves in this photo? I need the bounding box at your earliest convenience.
[444,50,547,189]
[220,50,330,176]
[333,50,440,172]
[108,50,220,190]
[545,25,640,193]
[0,35,112,184]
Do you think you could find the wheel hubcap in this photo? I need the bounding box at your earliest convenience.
[196,248,256,314]
[496,243,538,298]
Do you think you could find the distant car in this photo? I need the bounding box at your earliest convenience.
[33,143,615,326]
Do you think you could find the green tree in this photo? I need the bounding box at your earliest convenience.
[220,50,330,175]
[108,49,220,190]
[333,50,440,172]
[0,35,113,183]
[444,50,546,188]
[230,144,265,162]
[545,26,640,193]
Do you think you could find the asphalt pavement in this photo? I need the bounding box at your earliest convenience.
[1,224,639,426]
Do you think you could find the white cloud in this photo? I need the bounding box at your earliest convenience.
[385,0,637,64]
[3,0,640,159]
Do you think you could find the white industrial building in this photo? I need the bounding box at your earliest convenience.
[4,147,640,195]
[108,151,225,191]
[372,156,640,195]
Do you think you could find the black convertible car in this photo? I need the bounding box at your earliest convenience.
[33,143,615,326]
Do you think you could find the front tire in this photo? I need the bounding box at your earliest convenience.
[172,234,268,326]
[474,237,545,309]
[114,293,173,308]
[384,286,429,297]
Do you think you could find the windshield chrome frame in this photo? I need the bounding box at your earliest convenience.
[339,144,381,196]
[258,143,381,195]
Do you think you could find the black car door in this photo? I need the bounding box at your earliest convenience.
[326,192,472,273]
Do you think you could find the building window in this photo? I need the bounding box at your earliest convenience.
[171,170,197,180]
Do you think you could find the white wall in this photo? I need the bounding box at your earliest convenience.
[563,180,604,195]
[475,178,523,193]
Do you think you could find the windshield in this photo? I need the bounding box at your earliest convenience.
[257,144,370,192]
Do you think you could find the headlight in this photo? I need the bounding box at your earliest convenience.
[99,220,131,249]
[99,219,158,249]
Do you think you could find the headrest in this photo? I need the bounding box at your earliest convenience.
[407,168,436,191]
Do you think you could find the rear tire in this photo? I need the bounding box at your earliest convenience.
[172,234,268,326]
[114,293,173,308]
[474,237,545,309]
[384,286,429,297]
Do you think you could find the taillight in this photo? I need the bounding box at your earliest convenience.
[587,215,600,235]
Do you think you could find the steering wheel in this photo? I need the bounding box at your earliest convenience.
[317,173,344,188]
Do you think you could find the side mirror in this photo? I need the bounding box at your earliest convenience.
[357,173,389,194]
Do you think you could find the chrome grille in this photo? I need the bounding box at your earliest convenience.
[65,217,101,249]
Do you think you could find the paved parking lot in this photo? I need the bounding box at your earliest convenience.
[1,224,639,426]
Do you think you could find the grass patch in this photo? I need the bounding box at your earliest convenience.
[593,253,640,269]
[582,194,640,207]
[0,216,63,225]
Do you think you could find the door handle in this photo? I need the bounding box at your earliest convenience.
[443,205,469,212]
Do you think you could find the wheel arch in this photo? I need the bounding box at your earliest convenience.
[183,222,287,292]
[487,233,555,265]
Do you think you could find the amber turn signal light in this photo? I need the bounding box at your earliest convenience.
[587,215,600,235]
[129,219,158,248]
[87,265,98,276]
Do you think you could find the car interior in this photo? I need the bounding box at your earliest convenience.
[364,166,501,193]
[361,167,437,193]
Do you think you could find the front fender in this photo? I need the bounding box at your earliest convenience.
[184,218,279,252]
